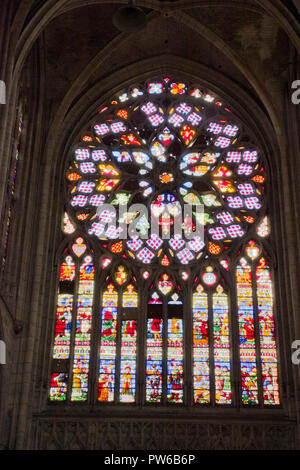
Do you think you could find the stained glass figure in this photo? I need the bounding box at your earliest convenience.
[50,373,68,402]
[167,317,184,403]
[193,285,210,404]
[256,258,279,405]
[98,273,138,403]
[236,258,259,405]
[50,255,75,401]
[98,284,118,402]
[52,257,75,360]
[71,255,94,401]
[120,319,137,403]
[120,281,138,403]
[213,286,231,404]
[146,317,163,403]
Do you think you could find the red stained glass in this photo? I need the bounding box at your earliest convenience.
[121,134,141,146]
[77,213,89,221]
[160,255,170,266]
[209,243,222,255]
[111,241,123,253]
[252,175,265,183]
[82,135,93,142]
[67,172,81,181]
[180,125,196,146]
[117,109,128,119]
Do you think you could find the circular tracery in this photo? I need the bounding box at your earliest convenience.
[66,76,266,266]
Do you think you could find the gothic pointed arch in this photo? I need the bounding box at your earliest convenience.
[49,74,280,407]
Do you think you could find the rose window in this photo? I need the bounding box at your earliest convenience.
[66,77,265,266]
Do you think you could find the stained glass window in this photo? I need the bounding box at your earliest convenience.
[146,316,163,403]
[98,283,118,402]
[193,285,210,404]
[193,270,232,405]
[50,255,75,401]
[237,257,258,405]
[50,76,280,408]
[236,242,279,406]
[98,269,138,403]
[50,241,95,402]
[213,286,231,404]
[146,274,184,404]
[256,258,279,405]
[71,252,94,401]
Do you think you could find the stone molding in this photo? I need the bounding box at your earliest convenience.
[34,418,296,450]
